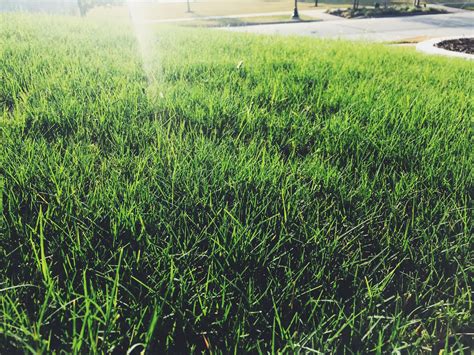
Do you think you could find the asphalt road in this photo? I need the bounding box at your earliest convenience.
[224,10,474,42]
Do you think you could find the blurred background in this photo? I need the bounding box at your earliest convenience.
[1,0,472,18]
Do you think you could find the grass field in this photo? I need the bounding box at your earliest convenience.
[89,1,326,21]
[443,3,474,10]
[1,13,473,353]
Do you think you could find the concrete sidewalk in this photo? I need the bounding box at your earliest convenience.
[223,11,474,42]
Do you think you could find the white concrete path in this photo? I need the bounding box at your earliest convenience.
[417,36,474,59]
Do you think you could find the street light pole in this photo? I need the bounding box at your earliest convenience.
[292,0,300,20]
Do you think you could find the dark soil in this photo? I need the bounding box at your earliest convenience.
[435,38,474,55]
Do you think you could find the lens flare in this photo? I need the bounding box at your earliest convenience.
[127,0,157,87]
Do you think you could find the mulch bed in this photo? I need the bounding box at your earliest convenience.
[435,38,474,54]
[328,6,445,19]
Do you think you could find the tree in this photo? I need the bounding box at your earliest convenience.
[77,0,124,17]
[186,0,192,13]
[314,0,318,7]
[77,0,91,16]
[292,0,299,19]
[413,0,421,7]
[352,0,360,10]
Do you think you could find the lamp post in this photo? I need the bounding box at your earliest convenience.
[292,0,300,20]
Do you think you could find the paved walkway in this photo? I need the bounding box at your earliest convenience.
[135,5,474,43]
[224,10,474,42]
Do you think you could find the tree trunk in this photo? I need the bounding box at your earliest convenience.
[314,0,318,7]
[78,0,87,16]
[292,0,299,19]
[186,0,191,12]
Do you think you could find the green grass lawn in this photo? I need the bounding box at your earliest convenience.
[443,3,474,10]
[1,14,473,353]
[89,1,328,21]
